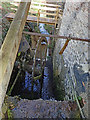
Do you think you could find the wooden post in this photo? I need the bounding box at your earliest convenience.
[0,2,31,117]
[59,38,70,55]
[7,70,21,96]
[55,6,59,28]
[37,9,40,26]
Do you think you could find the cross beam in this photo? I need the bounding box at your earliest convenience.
[23,31,90,42]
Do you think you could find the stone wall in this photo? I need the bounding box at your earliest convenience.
[53,1,89,116]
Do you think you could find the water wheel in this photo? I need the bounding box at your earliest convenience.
[32,36,48,81]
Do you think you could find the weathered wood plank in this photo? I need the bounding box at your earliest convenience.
[31,2,62,8]
[10,4,62,17]
[30,15,56,20]
[0,2,31,116]
[10,2,62,8]
[30,5,60,11]
[5,13,56,25]
[30,10,57,16]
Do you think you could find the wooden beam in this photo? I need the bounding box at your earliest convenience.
[37,9,40,26]
[30,5,59,11]
[23,31,90,42]
[30,15,55,20]
[10,2,62,8]
[59,38,70,54]
[31,2,62,8]
[55,6,59,27]
[0,2,31,116]
[5,13,56,25]
[10,3,62,17]
[30,10,57,16]
[10,2,19,7]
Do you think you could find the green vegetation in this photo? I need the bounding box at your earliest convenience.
[7,108,13,119]
[53,73,65,100]
[34,26,40,33]
[47,56,51,60]
[53,54,66,100]
[44,24,54,34]
[2,2,18,43]
[48,39,55,49]
[2,2,17,14]
[74,96,82,101]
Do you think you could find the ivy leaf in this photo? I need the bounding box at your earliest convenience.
[78,96,82,101]
[18,52,21,57]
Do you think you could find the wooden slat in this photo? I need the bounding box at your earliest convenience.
[30,5,58,11]
[5,13,56,25]
[30,8,62,15]
[10,2,63,18]
[31,2,62,8]
[10,2,62,8]
[10,8,63,16]
[11,8,17,11]
[37,9,40,26]
[0,2,31,115]
[55,7,59,27]
[30,10,57,16]
[30,15,55,20]
[10,2,19,7]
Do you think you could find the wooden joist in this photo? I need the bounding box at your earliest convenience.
[0,2,31,115]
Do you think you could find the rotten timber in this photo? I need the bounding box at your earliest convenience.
[0,2,31,115]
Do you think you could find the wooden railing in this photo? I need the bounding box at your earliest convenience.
[10,1,63,27]
[30,1,63,27]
